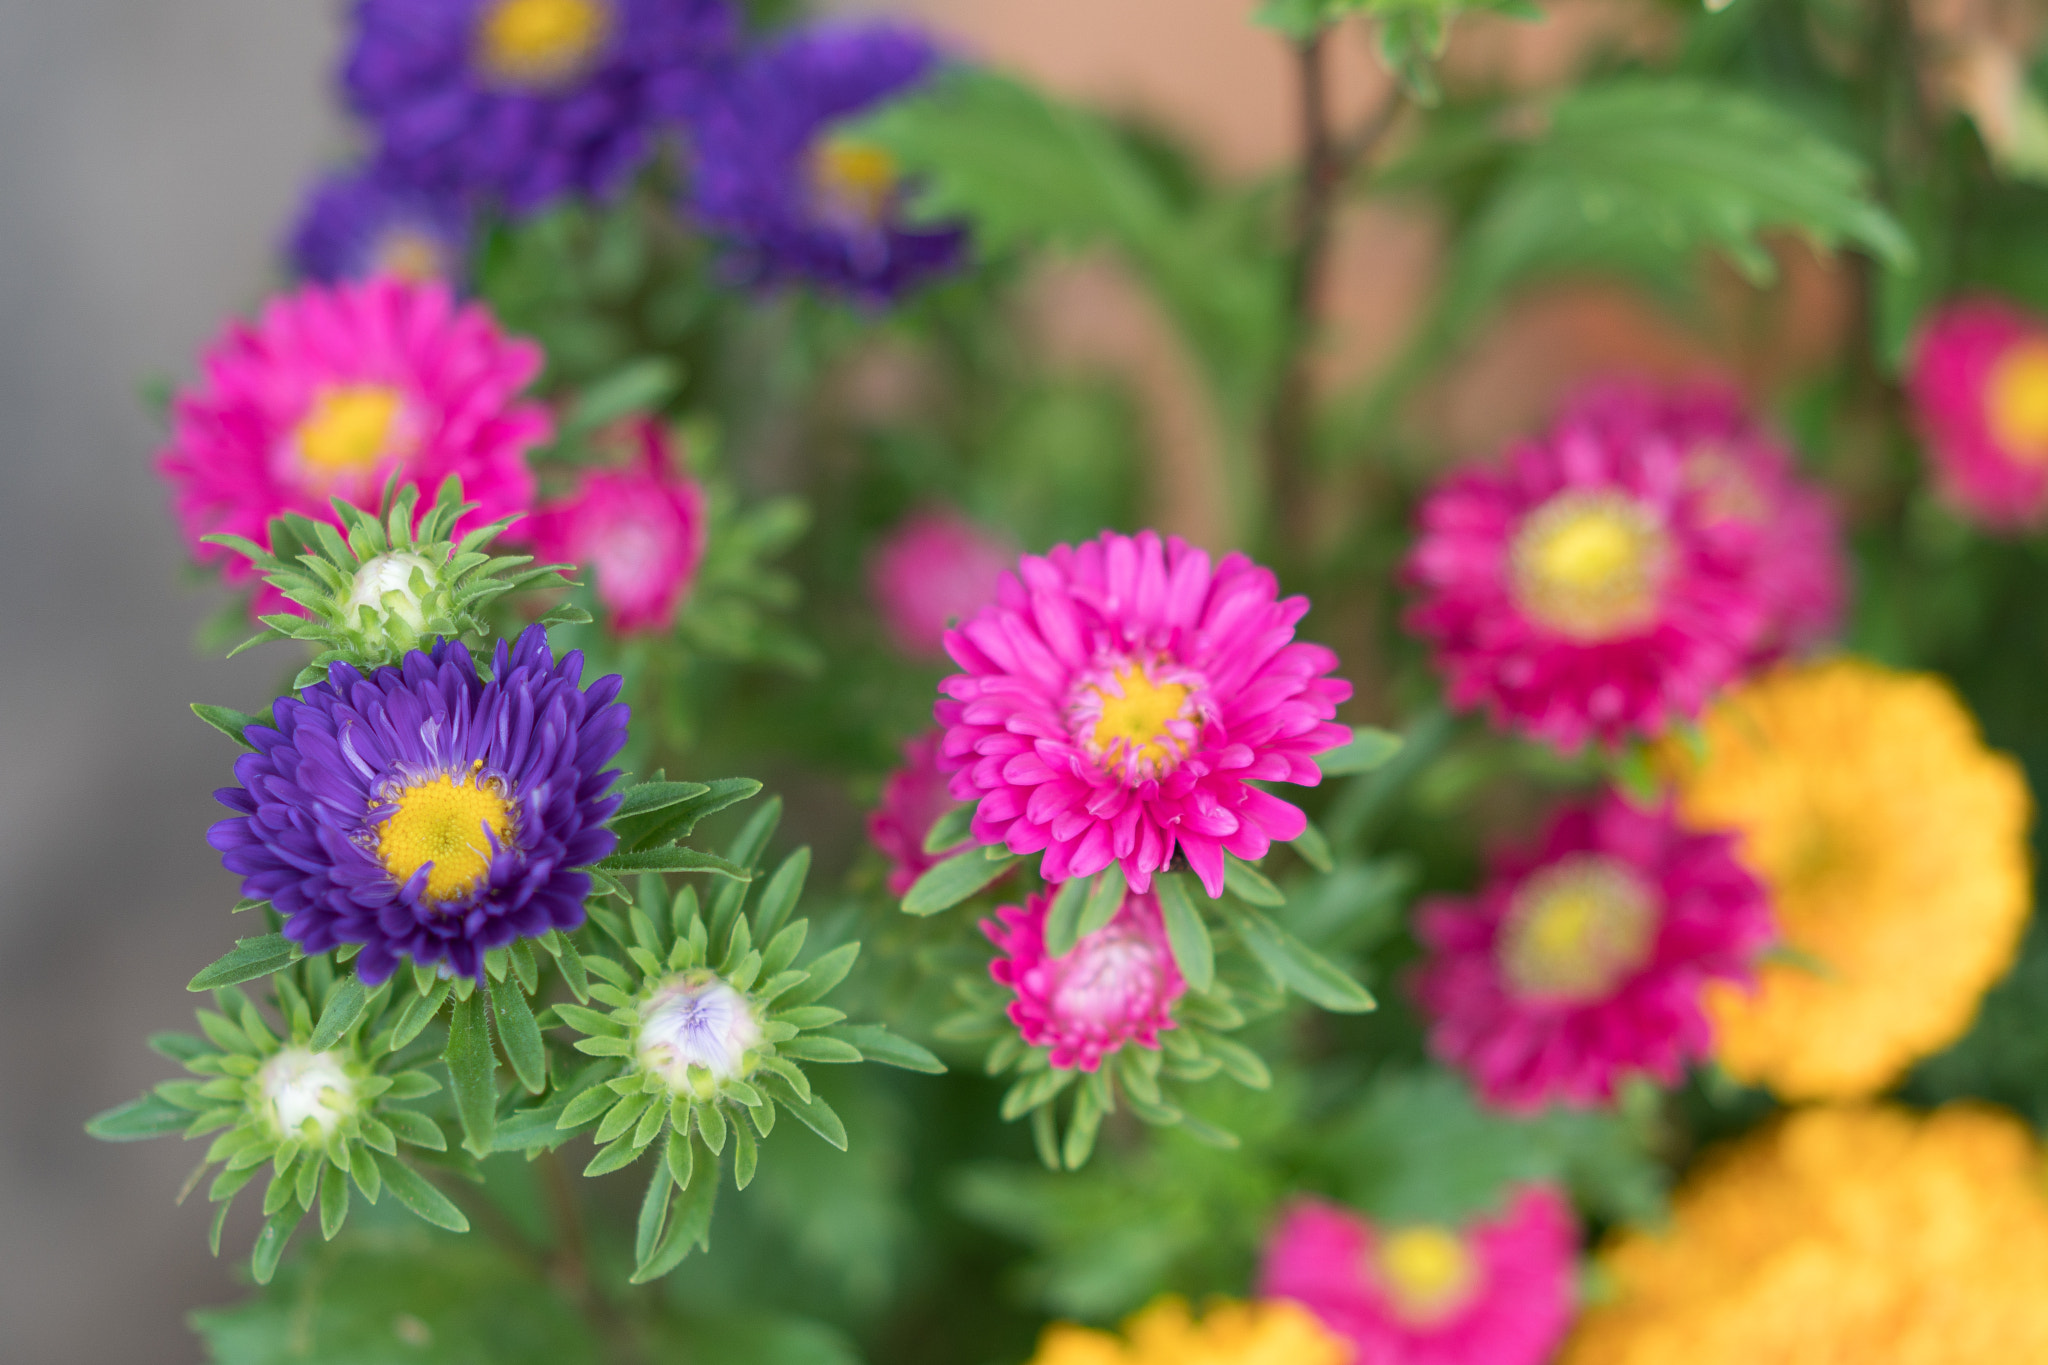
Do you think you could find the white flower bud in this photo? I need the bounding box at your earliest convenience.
[255,1047,356,1140]
[637,971,763,1097]
[345,551,440,633]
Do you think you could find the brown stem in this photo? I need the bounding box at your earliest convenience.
[540,1146,593,1307]
[1266,36,1404,559]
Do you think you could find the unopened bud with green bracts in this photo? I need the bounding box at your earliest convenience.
[85,958,469,1285]
[203,475,588,688]
[540,855,943,1283]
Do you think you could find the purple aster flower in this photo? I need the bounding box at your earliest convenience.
[690,21,966,301]
[287,163,473,285]
[343,0,736,213]
[208,625,628,984]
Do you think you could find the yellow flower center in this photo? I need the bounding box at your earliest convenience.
[1089,665,1193,774]
[375,765,515,903]
[370,228,448,283]
[1499,854,1658,1003]
[1985,340,2048,465]
[296,384,404,478]
[476,0,613,88]
[1372,1226,1479,1324]
[809,135,900,226]
[1509,489,1671,641]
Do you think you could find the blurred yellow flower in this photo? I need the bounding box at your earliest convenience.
[1669,659,2031,1098]
[1566,1105,2048,1363]
[1026,1296,1350,1365]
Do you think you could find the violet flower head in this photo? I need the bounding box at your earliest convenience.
[869,509,1011,658]
[868,730,971,897]
[690,20,966,301]
[527,418,708,635]
[936,530,1352,898]
[1412,792,1774,1112]
[983,888,1186,1072]
[1260,1188,1578,1365]
[287,163,473,286]
[344,0,737,213]
[1404,400,1773,751]
[207,625,628,984]
[1907,297,2048,527]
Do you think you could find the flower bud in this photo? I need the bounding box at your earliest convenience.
[345,550,441,636]
[254,1046,357,1141]
[637,970,763,1098]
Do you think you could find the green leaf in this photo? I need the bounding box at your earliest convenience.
[188,934,301,992]
[903,846,1016,916]
[488,974,547,1095]
[191,702,268,749]
[1318,727,1404,776]
[1153,875,1215,994]
[1219,902,1376,1013]
[1223,859,1286,908]
[380,1108,448,1151]
[318,1161,348,1240]
[614,780,710,820]
[781,942,861,1007]
[250,1208,299,1285]
[623,776,763,850]
[758,1073,849,1151]
[443,990,498,1158]
[634,1161,672,1268]
[308,974,370,1052]
[560,357,680,440]
[1042,876,1090,958]
[921,803,974,855]
[373,1152,471,1232]
[751,847,811,945]
[85,1093,194,1141]
[828,1024,946,1074]
[633,1144,717,1283]
[1076,868,1127,941]
[597,846,752,878]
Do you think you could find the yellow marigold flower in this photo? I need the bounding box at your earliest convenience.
[1668,658,2032,1098]
[1026,1296,1351,1365]
[1565,1105,2048,1364]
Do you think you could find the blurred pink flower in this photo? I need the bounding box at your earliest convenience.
[527,419,707,635]
[983,887,1185,1072]
[1260,1188,1578,1365]
[868,730,969,896]
[868,509,1011,657]
[936,529,1351,898]
[1412,792,1773,1113]
[1908,298,2048,526]
[158,277,548,606]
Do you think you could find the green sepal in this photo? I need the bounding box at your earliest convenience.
[318,1161,349,1240]
[250,1207,299,1285]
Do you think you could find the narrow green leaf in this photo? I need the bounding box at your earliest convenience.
[613,780,710,820]
[250,1208,298,1285]
[1076,868,1126,940]
[780,942,860,1007]
[1318,727,1403,776]
[1220,903,1376,1013]
[665,1123,695,1189]
[487,974,547,1095]
[1293,820,1336,874]
[85,1093,193,1141]
[318,1161,348,1240]
[373,1152,470,1232]
[634,1161,672,1267]
[921,803,974,855]
[308,975,370,1052]
[188,934,301,992]
[828,1024,945,1074]
[903,847,1015,915]
[1154,875,1215,994]
[777,1036,864,1064]
[191,703,268,750]
[758,1073,848,1150]
[731,1115,759,1190]
[1223,858,1286,908]
[751,848,811,945]
[379,1108,448,1151]
[632,1145,716,1283]
[388,977,451,1051]
[443,990,498,1157]
[597,846,752,879]
[1041,876,1090,958]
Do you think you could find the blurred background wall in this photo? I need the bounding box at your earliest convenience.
[0,1,1825,1359]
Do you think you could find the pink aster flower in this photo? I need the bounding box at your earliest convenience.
[1404,405,1772,751]
[1559,381,1845,663]
[936,530,1352,898]
[158,277,547,602]
[1259,1187,1578,1365]
[527,419,708,635]
[868,730,970,896]
[869,509,1011,657]
[982,887,1186,1071]
[1907,297,2048,526]
[1412,792,1773,1113]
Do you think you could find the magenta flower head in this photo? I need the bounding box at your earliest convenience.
[868,509,1011,658]
[1907,297,2048,526]
[206,625,627,984]
[982,888,1186,1071]
[868,731,971,897]
[157,277,548,603]
[1259,1188,1578,1365]
[1412,792,1773,1112]
[1558,381,1845,663]
[935,530,1352,897]
[1404,407,1771,751]
[527,418,707,635]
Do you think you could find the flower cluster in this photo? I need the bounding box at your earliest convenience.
[1567,1105,2048,1362]
[1026,1297,1351,1365]
[1413,791,1773,1111]
[1260,1187,1579,1365]
[936,530,1352,898]
[1667,659,2034,1099]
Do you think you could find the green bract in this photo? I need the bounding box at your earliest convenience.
[203,477,587,689]
[85,960,467,1284]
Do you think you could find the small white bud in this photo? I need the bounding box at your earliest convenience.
[255,1047,356,1140]
[637,971,763,1095]
[345,551,440,633]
